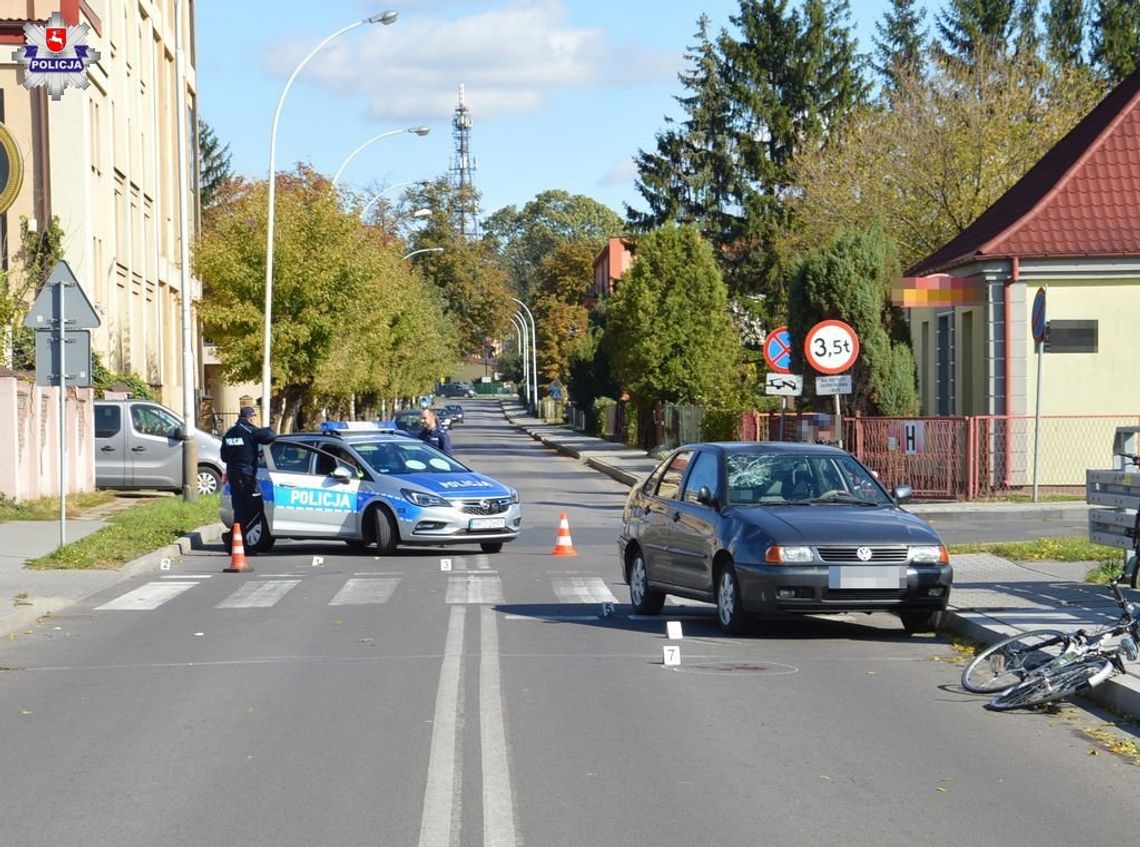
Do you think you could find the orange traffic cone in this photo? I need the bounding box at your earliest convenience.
[224,521,252,573]
[551,512,578,556]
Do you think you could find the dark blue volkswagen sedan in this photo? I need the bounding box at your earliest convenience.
[617,442,952,634]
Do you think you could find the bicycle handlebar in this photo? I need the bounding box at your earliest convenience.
[1114,452,1140,467]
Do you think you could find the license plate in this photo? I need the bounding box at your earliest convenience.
[469,517,506,530]
[828,566,906,589]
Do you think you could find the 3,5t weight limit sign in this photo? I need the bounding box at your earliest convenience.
[804,319,860,375]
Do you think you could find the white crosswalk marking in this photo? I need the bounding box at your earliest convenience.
[551,576,619,605]
[95,581,199,611]
[329,578,400,606]
[446,575,504,605]
[215,579,300,609]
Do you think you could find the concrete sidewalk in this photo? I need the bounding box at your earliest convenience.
[500,401,1140,717]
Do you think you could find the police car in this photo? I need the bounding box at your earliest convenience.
[220,421,521,554]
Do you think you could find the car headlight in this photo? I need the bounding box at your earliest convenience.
[509,488,519,504]
[401,488,452,508]
[910,545,949,564]
[764,545,814,563]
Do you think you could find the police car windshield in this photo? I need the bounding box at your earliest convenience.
[353,440,469,475]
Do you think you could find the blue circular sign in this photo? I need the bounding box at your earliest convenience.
[764,327,793,374]
[1031,288,1047,344]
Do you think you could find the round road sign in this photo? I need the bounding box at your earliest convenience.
[1031,287,1047,344]
[804,319,859,375]
[763,326,793,374]
[0,124,24,215]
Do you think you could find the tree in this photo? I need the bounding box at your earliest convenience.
[1091,0,1140,84]
[483,189,623,300]
[604,225,739,407]
[873,0,928,92]
[198,120,232,212]
[789,53,1106,270]
[935,0,1016,65]
[627,15,738,245]
[531,240,595,381]
[195,165,445,429]
[787,226,918,416]
[1014,0,1043,60]
[1045,0,1088,66]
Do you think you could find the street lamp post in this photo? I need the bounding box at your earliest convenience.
[403,247,444,261]
[332,126,430,188]
[511,298,538,415]
[510,313,529,407]
[262,10,397,421]
[361,179,428,220]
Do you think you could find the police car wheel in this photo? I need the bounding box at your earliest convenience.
[373,506,399,555]
[480,542,503,554]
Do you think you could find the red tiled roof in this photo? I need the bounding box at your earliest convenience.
[907,66,1140,275]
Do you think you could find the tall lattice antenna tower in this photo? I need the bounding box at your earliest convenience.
[450,83,478,238]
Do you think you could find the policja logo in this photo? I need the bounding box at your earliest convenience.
[13,11,101,101]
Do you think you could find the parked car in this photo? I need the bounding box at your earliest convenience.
[618,442,952,634]
[439,382,476,398]
[219,424,521,554]
[444,404,464,424]
[94,399,225,495]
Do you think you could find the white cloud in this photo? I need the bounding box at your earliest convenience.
[263,0,680,122]
[599,155,637,186]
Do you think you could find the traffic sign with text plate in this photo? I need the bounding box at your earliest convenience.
[815,375,852,396]
[765,373,803,396]
[805,319,859,375]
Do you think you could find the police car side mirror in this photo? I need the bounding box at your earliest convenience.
[173,426,186,441]
[330,466,353,484]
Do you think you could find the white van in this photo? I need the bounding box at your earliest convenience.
[93,400,225,495]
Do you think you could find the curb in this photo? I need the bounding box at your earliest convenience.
[1,520,226,641]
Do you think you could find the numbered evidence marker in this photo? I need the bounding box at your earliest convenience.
[440,558,452,572]
[160,558,171,571]
[601,602,615,617]
[666,620,684,640]
[662,645,681,667]
[312,556,324,567]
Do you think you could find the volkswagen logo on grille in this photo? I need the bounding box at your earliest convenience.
[856,546,873,561]
[479,499,490,510]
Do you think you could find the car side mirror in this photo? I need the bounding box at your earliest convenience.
[892,484,913,504]
[173,426,185,441]
[697,485,718,508]
[331,466,352,483]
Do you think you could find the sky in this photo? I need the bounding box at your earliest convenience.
[196,0,901,222]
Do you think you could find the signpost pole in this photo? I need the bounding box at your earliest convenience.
[834,394,842,450]
[1030,287,1047,503]
[57,275,67,548]
[779,396,786,442]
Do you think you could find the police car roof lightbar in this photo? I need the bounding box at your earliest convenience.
[319,420,399,433]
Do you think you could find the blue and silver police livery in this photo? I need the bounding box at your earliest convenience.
[220,426,521,555]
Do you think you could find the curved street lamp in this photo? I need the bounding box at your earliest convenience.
[361,179,428,219]
[511,298,539,414]
[332,125,430,187]
[510,312,530,406]
[403,247,444,261]
[262,10,398,417]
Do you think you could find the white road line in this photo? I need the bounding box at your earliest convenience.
[418,606,466,847]
[159,574,212,580]
[551,576,619,605]
[329,578,400,606]
[503,614,602,622]
[95,582,199,611]
[474,554,491,570]
[215,579,300,608]
[480,607,517,847]
[446,575,504,605]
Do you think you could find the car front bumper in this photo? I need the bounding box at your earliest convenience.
[734,561,953,614]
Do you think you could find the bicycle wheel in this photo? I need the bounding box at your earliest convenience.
[986,657,1114,711]
[961,630,1072,694]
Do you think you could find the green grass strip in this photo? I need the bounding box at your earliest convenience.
[0,491,116,523]
[948,535,1128,584]
[27,495,221,570]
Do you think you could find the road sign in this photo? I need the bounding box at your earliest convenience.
[765,373,803,396]
[24,260,101,330]
[815,374,852,396]
[0,123,24,215]
[763,326,793,374]
[34,328,92,387]
[1031,287,1047,344]
[805,319,859,375]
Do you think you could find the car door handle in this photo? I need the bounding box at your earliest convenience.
[131,446,146,452]
[672,511,681,522]
[100,446,115,452]
[278,483,297,489]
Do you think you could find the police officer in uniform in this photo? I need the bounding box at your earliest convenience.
[221,406,276,549]
[418,408,453,456]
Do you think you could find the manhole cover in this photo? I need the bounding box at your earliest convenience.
[670,661,798,676]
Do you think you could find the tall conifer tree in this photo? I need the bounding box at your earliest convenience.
[1045,0,1087,66]
[1091,0,1140,83]
[936,0,1016,65]
[873,0,928,92]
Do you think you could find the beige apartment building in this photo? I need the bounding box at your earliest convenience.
[0,0,200,415]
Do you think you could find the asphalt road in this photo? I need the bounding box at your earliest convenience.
[0,400,1135,847]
